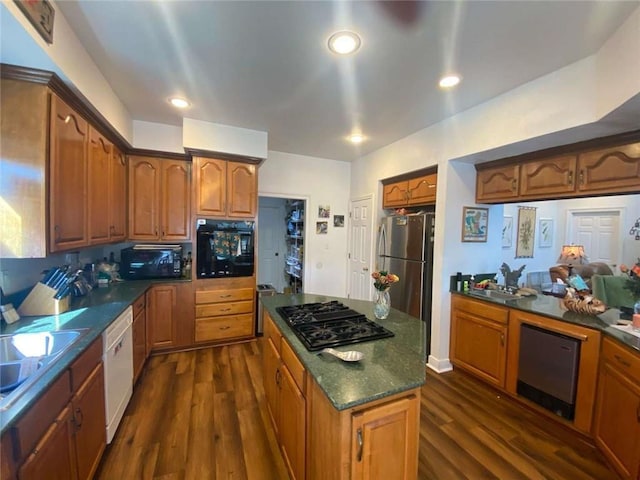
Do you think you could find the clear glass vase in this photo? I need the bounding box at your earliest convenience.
[373,289,391,320]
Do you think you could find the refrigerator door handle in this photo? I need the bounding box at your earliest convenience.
[378,222,387,257]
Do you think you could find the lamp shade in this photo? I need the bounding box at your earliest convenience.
[557,245,589,265]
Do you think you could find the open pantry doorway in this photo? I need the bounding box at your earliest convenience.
[258,196,306,293]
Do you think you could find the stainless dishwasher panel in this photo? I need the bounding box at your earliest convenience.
[256,284,277,335]
[517,323,581,419]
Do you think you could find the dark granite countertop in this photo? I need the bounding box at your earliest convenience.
[0,280,158,433]
[453,290,640,353]
[261,293,427,411]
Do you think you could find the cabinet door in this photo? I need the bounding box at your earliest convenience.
[382,182,408,208]
[227,161,257,218]
[109,146,127,242]
[195,157,226,216]
[519,155,577,199]
[407,174,437,205]
[475,164,520,203]
[146,285,176,350]
[72,363,106,480]
[279,365,306,480]
[450,309,507,388]
[50,94,88,252]
[351,396,418,480]
[577,142,640,195]
[263,336,281,434]
[88,127,112,244]
[161,160,191,240]
[132,305,147,382]
[128,157,160,240]
[18,405,77,480]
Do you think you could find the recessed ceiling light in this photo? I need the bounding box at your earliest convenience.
[348,133,365,144]
[169,97,190,108]
[328,31,361,55]
[439,75,461,89]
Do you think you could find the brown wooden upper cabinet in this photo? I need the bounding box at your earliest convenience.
[382,173,437,209]
[109,146,127,242]
[194,157,257,218]
[88,127,113,245]
[476,140,640,203]
[128,156,191,241]
[50,94,89,253]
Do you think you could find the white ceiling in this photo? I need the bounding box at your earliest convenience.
[55,1,638,161]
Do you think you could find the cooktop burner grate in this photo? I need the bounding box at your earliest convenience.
[276,301,394,351]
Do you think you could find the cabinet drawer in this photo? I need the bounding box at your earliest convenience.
[602,336,640,384]
[195,300,253,318]
[195,314,254,342]
[132,294,146,316]
[281,339,306,394]
[195,288,254,304]
[13,371,72,459]
[69,336,102,391]
[452,295,509,324]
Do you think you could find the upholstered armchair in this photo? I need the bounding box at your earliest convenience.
[591,274,635,309]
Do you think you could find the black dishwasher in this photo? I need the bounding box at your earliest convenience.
[517,324,581,420]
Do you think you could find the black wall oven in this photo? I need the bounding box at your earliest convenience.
[196,219,255,278]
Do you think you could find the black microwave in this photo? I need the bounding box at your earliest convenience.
[196,219,255,278]
[120,245,183,280]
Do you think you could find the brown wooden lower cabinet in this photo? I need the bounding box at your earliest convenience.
[593,337,640,480]
[132,293,147,382]
[10,337,106,480]
[263,311,419,480]
[146,282,194,352]
[194,277,255,343]
[18,405,78,480]
[449,295,509,388]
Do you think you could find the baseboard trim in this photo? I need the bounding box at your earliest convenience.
[427,355,453,373]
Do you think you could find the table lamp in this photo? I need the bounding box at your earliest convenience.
[557,244,589,276]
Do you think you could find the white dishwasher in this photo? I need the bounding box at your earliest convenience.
[103,306,133,443]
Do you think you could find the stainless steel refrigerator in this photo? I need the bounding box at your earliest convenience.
[378,213,435,353]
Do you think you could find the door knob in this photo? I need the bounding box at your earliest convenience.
[275,252,279,256]
[362,267,369,272]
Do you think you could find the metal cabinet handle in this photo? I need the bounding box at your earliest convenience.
[637,402,640,423]
[275,368,281,386]
[64,115,72,124]
[511,179,517,192]
[356,428,363,462]
[567,171,573,185]
[220,308,231,312]
[579,170,584,185]
[220,326,230,330]
[220,294,232,299]
[74,408,83,430]
[614,354,631,367]
[500,333,505,346]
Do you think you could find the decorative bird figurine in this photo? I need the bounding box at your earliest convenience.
[500,262,526,288]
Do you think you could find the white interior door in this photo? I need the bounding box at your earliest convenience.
[258,202,286,292]
[567,209,622,269]
[348,196,373,300]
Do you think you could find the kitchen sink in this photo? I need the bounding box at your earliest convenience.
[0,329,87,404]
[469,289,521,301]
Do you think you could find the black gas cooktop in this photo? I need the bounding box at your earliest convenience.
[276,300,394,351]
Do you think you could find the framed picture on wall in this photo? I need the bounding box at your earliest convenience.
[461,206,489,242]
[538,218,553,248]
[502,216,513,248]
[516,206,536,258]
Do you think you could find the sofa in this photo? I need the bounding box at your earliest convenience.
[591,274,636,310]
[548,262,614,288]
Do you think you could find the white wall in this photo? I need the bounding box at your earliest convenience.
[351,8,640,372]
[259,151,351,297]
[132,121,183,153]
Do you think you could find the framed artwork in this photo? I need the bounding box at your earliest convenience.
[14,0,55,44]
[516,206,536,258]
[316,221,328,234]
[333,215,344,227]
[461,206,488,242]
[538,218,553,248]
[502,216,513,248]
[318,205,330,218]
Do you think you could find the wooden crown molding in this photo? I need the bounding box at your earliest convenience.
[381,166,437,186]
[184,147,264,165]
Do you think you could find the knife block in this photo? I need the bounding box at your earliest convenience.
[17,282,70,316]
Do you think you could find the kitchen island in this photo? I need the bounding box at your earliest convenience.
[261,293,426,480]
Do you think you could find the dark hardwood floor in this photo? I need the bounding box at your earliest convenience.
[96,342,619,479]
